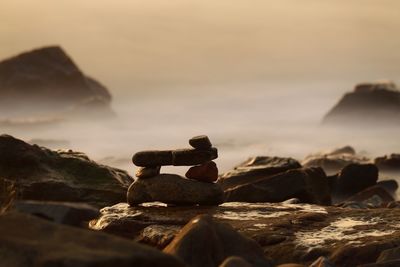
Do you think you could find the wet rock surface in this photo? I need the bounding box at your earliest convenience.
[90,202,400,266]
[0,212,185,267]
[0,135,134,207]
[127,174,224,205]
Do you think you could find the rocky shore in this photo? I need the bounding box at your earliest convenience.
[1,134,400,267]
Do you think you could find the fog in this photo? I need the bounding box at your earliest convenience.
[1,1,400,175]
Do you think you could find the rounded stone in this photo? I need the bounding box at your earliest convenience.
[185,161,218,183]
[136,166,161,179]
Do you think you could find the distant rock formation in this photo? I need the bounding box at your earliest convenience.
[0,46,113,118]
[323,81,400,125]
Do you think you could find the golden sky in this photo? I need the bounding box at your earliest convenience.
[1,0,400,91]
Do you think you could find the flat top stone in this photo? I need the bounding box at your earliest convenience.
[189,135,212,149]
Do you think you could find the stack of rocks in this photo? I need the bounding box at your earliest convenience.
[127,135,224,206]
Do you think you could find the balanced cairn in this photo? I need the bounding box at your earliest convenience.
[133,135,218,182]
[128,135,223,205]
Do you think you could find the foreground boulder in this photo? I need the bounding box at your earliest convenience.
[322,81,400,125]
[0,46,113,117]
[218,156,302,191]
[330,163,379,203]
[0,135,134,207]
[0,212,184,267]
[164,215,273,267]
[224,167,331,205]
[127,174,224,205]
[90,202,400,266]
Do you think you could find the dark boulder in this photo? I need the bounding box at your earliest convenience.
[0,212,184,267]
[218,156,301,191]
[164,215,273,267]
[224,167,331,205]
[331,163,378,202]
[0,134,134,207]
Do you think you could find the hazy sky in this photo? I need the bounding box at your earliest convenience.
[1,0,400,93]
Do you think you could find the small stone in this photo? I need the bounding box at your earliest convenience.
[189,135,212,149]
[172,148,218,166]
[185,161,218,183]
[136,166,161,179]
[132,150,173,167]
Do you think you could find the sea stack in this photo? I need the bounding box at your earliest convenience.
[322,81,400,125]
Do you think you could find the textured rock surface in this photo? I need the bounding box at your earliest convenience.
[0,212,184,267]
[224,167,331,205]
[127,174,224,205]
[164,215,273,267]
[90,202,400,266]
[0,135,134,207]
[0,46,113,117]
[218,156,302,191]
[322,81,400,125]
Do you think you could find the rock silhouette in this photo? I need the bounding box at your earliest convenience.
[323,81,400,125]
[0,46,113,118]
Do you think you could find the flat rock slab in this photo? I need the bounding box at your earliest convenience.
[132,148,218,167]
[90,202,400,266]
